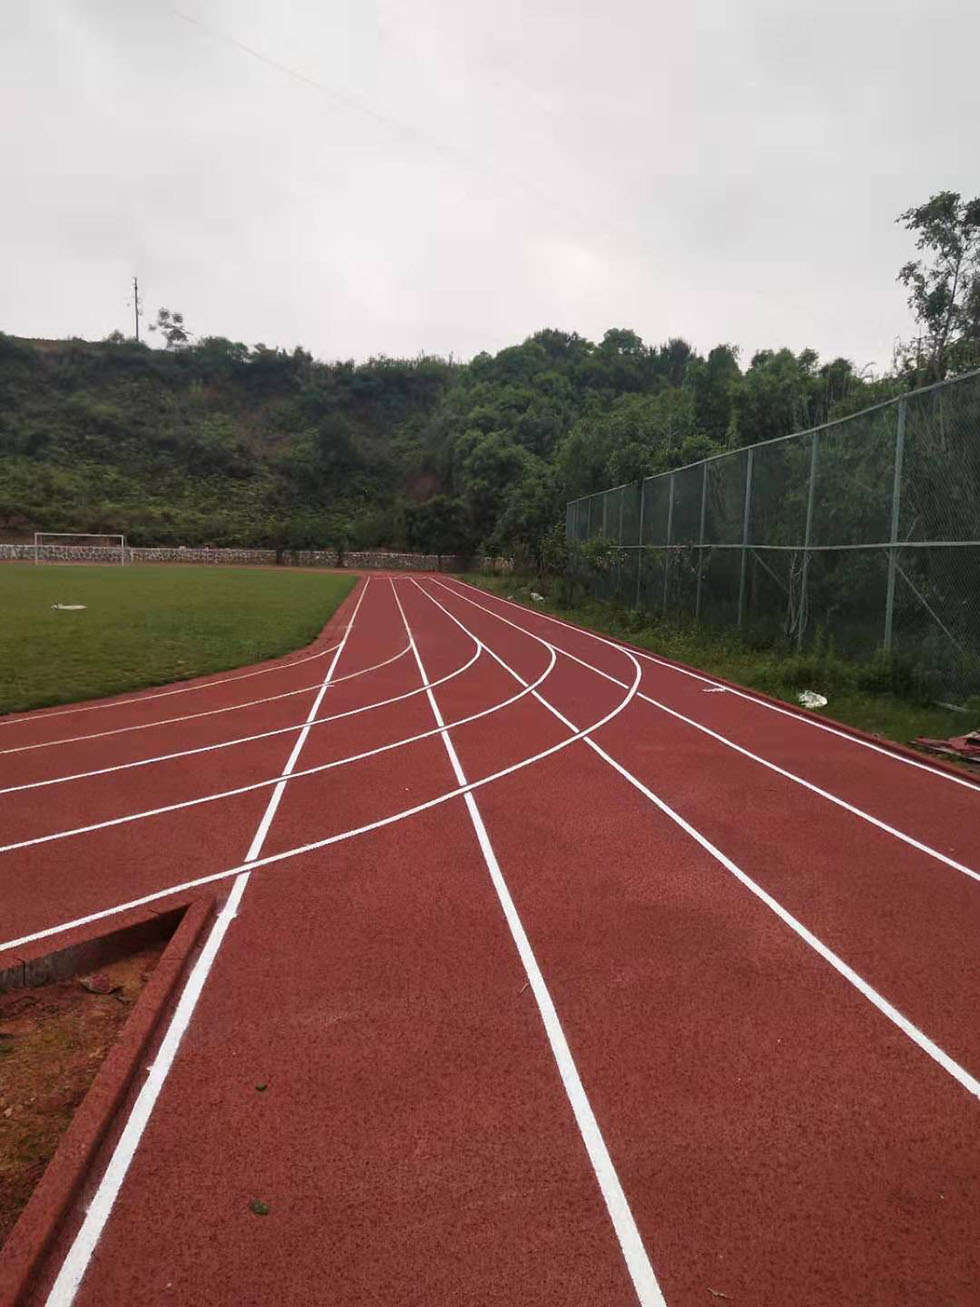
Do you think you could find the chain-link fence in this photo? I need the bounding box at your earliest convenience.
[565,368,980,695]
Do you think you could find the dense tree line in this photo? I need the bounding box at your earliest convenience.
[0,327,923,563]
[2,191,976,563]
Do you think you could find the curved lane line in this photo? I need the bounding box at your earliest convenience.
[2,635,638,954]
[0,642,413,757]
[422,579,980,1102]
[0,640,482,796]
[442,579,980,794]
[435,581,980,886]
[0,638,345,727]
[0,647,559,857]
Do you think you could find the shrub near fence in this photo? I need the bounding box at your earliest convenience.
[566,368,980,696]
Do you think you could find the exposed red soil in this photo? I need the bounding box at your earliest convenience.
[0,943,165,1247]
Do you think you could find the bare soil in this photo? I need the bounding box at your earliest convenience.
[0,943,164,1247]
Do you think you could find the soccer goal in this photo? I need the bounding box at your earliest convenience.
[33,532,128,565]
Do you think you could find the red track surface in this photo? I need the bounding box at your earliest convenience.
[2,574,979,1305]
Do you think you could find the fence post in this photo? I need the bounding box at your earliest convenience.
[662,472,675,617]
[797,432,819,649]
[737,449,754,627]
[695,462,708,621]
[634,480,646,609]
[883,398,907,653]
[602,491,609,538]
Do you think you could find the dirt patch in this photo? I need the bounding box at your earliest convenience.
[0,942,165,1248]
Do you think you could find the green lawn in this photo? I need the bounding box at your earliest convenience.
[0,564,356,715]
[460,572,980,769]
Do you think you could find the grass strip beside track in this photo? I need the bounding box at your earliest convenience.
[0,564,356,715]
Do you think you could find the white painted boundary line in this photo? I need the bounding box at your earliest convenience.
[390,580,665,1306]
[0,642,412,757]
[436,582,980,887]
[0,639,482,796]
[45,579,372,1306]
[0,638,344,728]
[3,629,638,956]
[0,647,557,858]
[420,580,980,1103]
[446,579,980,795]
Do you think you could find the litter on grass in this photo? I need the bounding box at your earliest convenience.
[912,730,980,765]
[798,690,828,709]
[530,591,545,602]
[51,603,86,611]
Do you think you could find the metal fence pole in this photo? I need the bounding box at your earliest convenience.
[883,398,907,653]
[662,472,675,617]
[737,449,754,628]
[602,491,609,538]
[797,432,819,649]
[694,462,708,621]
[634,480,646,609]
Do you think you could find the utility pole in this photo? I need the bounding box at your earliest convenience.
[132,276,142,342]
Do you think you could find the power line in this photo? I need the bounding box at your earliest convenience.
[170,6,602,232]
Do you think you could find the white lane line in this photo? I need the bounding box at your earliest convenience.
[0,637,344,727]
[0,647,557,857]
[0,643,412,756]
[44,579,372,1307]
[390,580,665,1306]
[419,580,980,1102]
[434,581,980,887]
[3,638,637,957]
[444,580,980,794]
[0,640,482,796]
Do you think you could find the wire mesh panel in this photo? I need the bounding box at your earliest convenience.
[565,369,980,694]
[901,380,980,543]
[802,548,890,658]
[893,545,980,690]
[704,450,749,545]
[667,463,706,615]
[810,408,896,547]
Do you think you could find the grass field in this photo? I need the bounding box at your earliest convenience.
[0,564,356,715]
[463,573,979,764]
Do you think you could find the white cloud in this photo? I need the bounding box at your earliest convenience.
[1,0,976,367]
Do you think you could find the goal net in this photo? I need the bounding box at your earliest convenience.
[33,533,128,565]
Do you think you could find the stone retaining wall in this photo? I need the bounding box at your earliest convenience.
[0,543,470,571]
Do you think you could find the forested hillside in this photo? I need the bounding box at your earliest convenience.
[0,328,902,561]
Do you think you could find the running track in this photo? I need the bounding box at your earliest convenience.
[2,574,979,1305]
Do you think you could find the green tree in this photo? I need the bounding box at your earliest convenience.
[896,191,980,382]
[689,344,740,443]
[148,308,191,350]
[404,495,473,555]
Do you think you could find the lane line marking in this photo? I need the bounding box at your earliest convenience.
[0,638,343,727]
[0,640,482,796]
[0,648,557,857]
[444,579,980,794]
[3,643,637,956]
[419,580,980,1102]
[433,581,980,887]
[44,579,373,1306]
[0,643,412,756]
[390,579,665,1307]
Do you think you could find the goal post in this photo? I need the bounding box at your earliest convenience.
[33,533,128,565]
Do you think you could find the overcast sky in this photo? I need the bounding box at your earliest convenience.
[3,0,977,370]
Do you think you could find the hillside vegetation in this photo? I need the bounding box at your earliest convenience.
[0,329,902,561]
